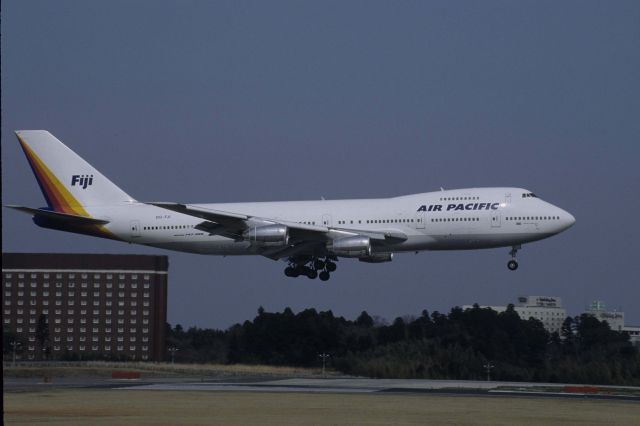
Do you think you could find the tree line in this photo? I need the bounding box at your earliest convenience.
[165,305,640,385]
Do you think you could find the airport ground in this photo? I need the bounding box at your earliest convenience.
[4,363,640,425]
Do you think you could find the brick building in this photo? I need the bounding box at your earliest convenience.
[2,253,168,361]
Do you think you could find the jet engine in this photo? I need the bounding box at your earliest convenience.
[243,224,289,246]
[358,253,393,263]
[327,236,371,257]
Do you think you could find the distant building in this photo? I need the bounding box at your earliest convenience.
[583,300,624,331]
[463,295,567,334]
[583,300,639,347]
[2,253,168,361]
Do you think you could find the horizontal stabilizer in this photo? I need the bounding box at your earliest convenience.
[5,205,110,225]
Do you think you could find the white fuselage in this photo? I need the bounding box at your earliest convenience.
[89,187,575,257]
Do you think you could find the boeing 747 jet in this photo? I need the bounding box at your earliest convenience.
[7,131,575,281]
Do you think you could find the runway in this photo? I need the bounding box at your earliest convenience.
[116,378,640,401]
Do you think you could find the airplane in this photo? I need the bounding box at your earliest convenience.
[7,130,575,281]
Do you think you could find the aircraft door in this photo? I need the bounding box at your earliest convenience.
[415,210,425,229]
[130,220,141,238]
[491,212,501,228]
[322,214,332,227]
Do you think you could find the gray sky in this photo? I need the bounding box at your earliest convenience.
[3,1,639,328]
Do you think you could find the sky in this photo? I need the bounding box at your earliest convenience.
[2,1,639,329]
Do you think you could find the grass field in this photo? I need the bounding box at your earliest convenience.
[3,361,326,379]
[4,389,640,425]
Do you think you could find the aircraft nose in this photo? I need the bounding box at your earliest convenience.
[559,209,575,230]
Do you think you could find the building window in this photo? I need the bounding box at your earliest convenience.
[79,345,86,351]
[80,327,86,333]
[131,283,138,289]
[92,336,99,342]
[93,345,99,351]
[80,336,86,342]
[105,345,111,351]
[117,346,123,351]
[130,346,136,351]
[68,292,75,297]
[92,327,99,333]
[144,283,150,289]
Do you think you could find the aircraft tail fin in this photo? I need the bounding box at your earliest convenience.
[15,130,135,215]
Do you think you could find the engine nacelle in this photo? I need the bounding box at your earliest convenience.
[327,236,371,257]
[243,225,289,246]
[358,253,393,263]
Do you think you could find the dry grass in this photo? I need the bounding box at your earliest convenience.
[4,389,640,426]
[3,361,328,379]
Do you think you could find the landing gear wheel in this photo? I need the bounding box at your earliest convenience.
[313,259,325,270]
[306,268,318,279]
[284,267,295,277]
[326,261,337,272]
[507,260,519,271]
[319,271,330,281]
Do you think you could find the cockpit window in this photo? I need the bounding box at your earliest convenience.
[522,193,537,198]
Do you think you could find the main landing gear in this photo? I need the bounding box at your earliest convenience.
[507,245,520,271]
[284,256,337,281]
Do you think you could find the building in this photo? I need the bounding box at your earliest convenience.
[2,253,168,361]
[463,295,567,334]
[583,300,639,347]
[584,300,624,331]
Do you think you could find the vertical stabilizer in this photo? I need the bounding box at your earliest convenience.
[15,130,135,215]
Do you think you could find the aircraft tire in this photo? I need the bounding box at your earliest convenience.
[319,271,330,281]
[313,259,325,270]
[326,262,337,272]
[507,260,518,271]
[306,268,318,279]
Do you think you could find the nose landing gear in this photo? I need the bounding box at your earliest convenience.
[507,245,520,271]
[284,257,337,281]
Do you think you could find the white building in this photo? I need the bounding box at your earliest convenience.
[584,300,624,331]
[463,296,567,334]
[583,300,639,347]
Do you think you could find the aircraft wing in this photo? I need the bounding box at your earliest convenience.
[149,202,407,258]
[5,205,110,225]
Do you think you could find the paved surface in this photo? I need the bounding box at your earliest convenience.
[6,376,640,401]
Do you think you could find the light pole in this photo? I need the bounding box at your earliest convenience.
[483,362,495,382]
[318,353,330,378]
[11,341,21,367]
[168,347,179,364]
